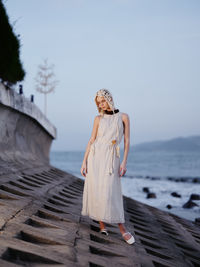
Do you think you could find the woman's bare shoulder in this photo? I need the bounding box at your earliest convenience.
[95,115,101,120]
[120,112,129,121]
[94,115,101,124]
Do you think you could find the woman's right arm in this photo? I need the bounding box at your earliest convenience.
[80,115,100,177]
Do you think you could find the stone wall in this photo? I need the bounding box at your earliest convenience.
[0,83,56,174]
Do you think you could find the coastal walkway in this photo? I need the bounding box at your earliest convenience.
[0,166,200,267]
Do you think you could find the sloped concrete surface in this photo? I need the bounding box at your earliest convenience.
[0,166,200,267]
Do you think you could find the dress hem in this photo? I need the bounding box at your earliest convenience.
[81,212,125,224]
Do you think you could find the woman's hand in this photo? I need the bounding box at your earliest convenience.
[80,161,87,178]
[119,161,127,177]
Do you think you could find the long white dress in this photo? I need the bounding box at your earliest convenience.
[81,111,125,223]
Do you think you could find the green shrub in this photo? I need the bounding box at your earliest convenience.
[0,0,25,85]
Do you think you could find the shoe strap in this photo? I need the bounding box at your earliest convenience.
[122,231,131,237]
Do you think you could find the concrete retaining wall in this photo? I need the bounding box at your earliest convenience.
[0,83,57,174]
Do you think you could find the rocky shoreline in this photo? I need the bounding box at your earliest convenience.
[142,185,200,224]
[128,174,200,183]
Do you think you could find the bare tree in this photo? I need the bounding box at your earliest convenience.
[34,58,59,116]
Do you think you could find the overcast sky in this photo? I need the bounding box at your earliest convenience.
[4,0,200,151]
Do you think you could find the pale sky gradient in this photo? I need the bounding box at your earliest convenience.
[4,0,200,151]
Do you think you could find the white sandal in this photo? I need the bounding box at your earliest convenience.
[99,228,109,236]
[122,231,135,244]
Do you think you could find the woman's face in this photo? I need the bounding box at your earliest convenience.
[96,96,111,111]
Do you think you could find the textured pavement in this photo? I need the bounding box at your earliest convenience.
[0,166,200,267]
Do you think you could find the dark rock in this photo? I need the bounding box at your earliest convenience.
[143,187,149,193]
[166,204,172,209]
[151,177,160,180]
[180,178,187,182]
[171,192,181,198]
[190,194,200,200]
[194,217,200,226]
[182,200,199,209]
[146,192,156,198]
[192,178,200,183]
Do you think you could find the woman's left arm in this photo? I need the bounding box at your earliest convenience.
[119,113,130,177]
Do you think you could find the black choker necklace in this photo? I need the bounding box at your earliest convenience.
[104,109,119,115]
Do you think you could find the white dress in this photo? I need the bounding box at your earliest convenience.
[81,111,125,223]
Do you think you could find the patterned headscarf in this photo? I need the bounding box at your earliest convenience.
[95,88,115,114]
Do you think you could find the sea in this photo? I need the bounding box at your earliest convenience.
[50,150,200,222]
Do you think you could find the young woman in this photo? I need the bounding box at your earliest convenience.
[80,89,135,244]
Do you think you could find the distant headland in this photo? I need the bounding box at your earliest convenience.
[132,135,200,152]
